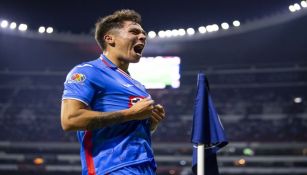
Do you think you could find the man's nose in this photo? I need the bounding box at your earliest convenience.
[139,33,146,42]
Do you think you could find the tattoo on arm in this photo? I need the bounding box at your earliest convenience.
[86,112,125,130]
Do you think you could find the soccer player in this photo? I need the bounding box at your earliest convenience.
[61,9,165,175]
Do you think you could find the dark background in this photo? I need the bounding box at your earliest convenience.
[0,1,307,175]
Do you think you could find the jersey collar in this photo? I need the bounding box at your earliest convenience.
[100,54,131,76]
[100,54,117,69]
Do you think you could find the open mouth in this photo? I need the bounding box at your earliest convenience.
[133,44,144,56]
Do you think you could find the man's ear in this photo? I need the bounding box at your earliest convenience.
[104,34,115,47]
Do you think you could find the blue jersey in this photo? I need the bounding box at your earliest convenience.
[62,54,156,175]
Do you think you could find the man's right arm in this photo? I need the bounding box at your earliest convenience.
[61,98,154,131]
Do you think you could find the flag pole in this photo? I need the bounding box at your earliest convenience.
[192,73,228,175]
[197,144,205,175]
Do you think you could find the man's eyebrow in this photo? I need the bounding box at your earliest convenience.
[130,27,147,36]
[142,30,147,36]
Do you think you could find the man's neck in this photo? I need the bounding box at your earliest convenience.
[103,51,129,72]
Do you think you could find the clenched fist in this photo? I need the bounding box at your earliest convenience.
[150,104,165,132]
[128,97,155,120]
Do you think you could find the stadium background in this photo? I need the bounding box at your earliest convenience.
[0,1,307,175]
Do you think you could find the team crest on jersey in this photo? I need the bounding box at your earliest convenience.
[68,73,86,83]
[129,96,144,107]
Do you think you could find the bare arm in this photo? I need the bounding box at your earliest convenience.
[61,98,154,131]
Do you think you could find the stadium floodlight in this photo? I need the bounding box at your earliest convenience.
[206,25,214,32]
[171,29,179,37]
[294,97,302,103]
[9,22,17,30]
[221,22,229,30]
[158,30,166,38]
[179,160,187,166]
[198,26,206,34]
[46,27,53,34]
[289,5,296,12]
[148,31,156,38]
[294,3,301,10]
[212,24,219,31]
[187,28,195,35]
[165,30,172,37]
[38,26,46,33]
[233,20,240,27]
[178,28,186,36]
[0,20,9,28]
[301,1,307,8]
[18,23,27,31]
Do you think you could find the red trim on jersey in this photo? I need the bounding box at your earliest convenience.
[84,131,96,175]
[129,96,145,107]
[117,68,132,80]
[100,55,132,80]
[101,57,112,67]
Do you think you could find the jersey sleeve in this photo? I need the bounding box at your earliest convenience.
[62,65,95,106]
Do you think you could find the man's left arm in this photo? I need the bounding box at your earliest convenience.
[150,104,165,133]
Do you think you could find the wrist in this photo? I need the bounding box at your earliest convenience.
[121,108,135,122]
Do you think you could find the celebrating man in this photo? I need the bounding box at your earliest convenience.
[61,9,165,175]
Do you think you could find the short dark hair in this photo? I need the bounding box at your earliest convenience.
[95,9,142,51]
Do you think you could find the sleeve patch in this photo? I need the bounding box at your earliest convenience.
[68,73,86,83]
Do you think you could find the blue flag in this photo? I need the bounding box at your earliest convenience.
[191,73,228,175]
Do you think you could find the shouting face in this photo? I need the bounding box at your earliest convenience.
[106,21,147,63]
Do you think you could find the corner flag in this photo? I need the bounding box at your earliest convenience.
[191,73,228,175]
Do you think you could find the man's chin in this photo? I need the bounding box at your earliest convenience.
[131,57,141,63]
[131,54,142,62]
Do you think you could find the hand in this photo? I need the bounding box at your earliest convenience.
[150,104,165,132]
[128,97,154,120]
